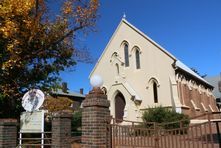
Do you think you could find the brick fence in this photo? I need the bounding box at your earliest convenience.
[82,87,111,148]
[0,87,110,148]
[0,119,17,148]
[52,111,72,148]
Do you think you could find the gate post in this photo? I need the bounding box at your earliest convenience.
[0,119,17,148]
[82,87,110,148]
[52,111,72,148]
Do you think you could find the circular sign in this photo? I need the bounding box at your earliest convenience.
[22,89,45,112]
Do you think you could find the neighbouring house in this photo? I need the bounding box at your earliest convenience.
[90,18,218,122]
[205,75,221,110]
[48,83,85,110]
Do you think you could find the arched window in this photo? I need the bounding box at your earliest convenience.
[147,77,160,103]
[135,49,140,69]
[153,82,158,103]
[124,44,129,67]
[115,92,126,123]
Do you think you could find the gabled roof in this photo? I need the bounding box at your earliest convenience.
[89,18,176,77]
[122,19,177,60]
[89,18,212,88]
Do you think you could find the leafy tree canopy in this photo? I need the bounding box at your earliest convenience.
[0,0,99,117]
[43,96,74,113]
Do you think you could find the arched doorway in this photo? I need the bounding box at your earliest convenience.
[115,92,126,123]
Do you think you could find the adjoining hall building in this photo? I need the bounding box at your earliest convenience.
[205,75,221,109]
[90,18,218,122]
[48,83,85,110]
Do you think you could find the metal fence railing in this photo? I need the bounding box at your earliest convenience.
[17,132,52,148]
[108,112,221,148]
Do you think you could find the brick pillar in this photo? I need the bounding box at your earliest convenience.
[82,87,110,148]
[0,119,17,148]
[52,111,72,148]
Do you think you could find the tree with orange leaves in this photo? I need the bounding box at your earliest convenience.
[0,0,99,117]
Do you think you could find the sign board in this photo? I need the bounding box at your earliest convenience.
[22,89,45,112]
[20,110,44,133]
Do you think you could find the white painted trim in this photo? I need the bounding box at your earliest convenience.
[147,77,160,89]
[201,102,208,112]
[209,105,214,112]
[187,80,193,90]
[123,107,128,118]
[41,110,44,148]
[191,100,200,111]
[191,119,221,124]
[176,107,182,113]
[19,132,22,148]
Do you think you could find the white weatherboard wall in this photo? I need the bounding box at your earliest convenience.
[90,18,180,121]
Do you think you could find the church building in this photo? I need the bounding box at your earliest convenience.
[90,18,218,122]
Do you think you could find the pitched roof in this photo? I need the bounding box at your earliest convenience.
[122,19,177,60]
[51,89,85,98]
[89,18,176,78]
[175,60,212,86]
[90,18,212,87]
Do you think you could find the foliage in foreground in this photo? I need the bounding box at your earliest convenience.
[0,0,99,117]
[71,110,82,136]
[142,106,190,130]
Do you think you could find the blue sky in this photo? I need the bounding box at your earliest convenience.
[60,0,221,94]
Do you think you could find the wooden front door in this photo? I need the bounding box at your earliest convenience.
[115,92,126,122]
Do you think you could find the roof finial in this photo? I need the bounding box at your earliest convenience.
[123,12,126,19]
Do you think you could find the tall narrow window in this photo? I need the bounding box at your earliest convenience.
[135,49,140,69]
[116,63,119,75]
[124,44,129,67]
[153,82,158,103]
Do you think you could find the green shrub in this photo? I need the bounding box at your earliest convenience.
[142,106,190,131]
[71,110,82,136]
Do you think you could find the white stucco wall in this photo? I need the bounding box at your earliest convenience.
[90,19,179,121]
